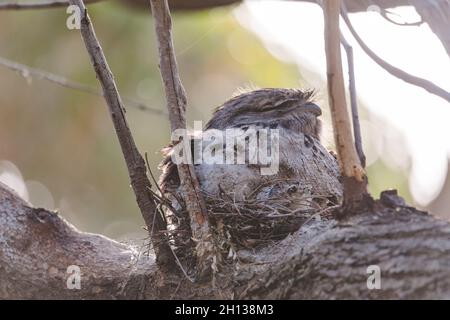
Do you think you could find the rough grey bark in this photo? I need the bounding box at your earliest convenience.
[0,183,157,299]
[240,195,450,299]
[2,181,450,299]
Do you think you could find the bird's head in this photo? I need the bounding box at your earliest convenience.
[205,88,322,139]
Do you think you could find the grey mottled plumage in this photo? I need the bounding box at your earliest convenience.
[159,88,342,249]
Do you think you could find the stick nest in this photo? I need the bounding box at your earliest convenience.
[161,180,338,264]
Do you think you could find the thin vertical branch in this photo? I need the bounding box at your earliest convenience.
[149,0,213,276]
[323,0,367,214]
[340,33,366,168]
[68,0,173,268]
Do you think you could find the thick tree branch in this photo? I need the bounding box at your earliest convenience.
[149,0,213,277]
[0,183,157,299]
[240,191,450,299]
[3,182,450,299]
[341,4,450,103]
[0,56,166,115]
[323,0,368,214]
[68,0,173,268]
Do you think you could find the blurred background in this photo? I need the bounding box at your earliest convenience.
[1,0,449,243]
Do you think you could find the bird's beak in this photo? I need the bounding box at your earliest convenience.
[302,103,322,116]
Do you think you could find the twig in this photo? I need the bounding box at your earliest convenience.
[379,9,424,27]
[167,242,196,283]
[323,0,367,214]
[0,56,166,116]
[340,34,366,168]
[149,0,212,276]
[341,3,450,103]
[0,0,104,10]
[68,0,173,268]
[144,152,164,195]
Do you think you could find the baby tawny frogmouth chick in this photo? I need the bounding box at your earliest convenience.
[159,88,342,249]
